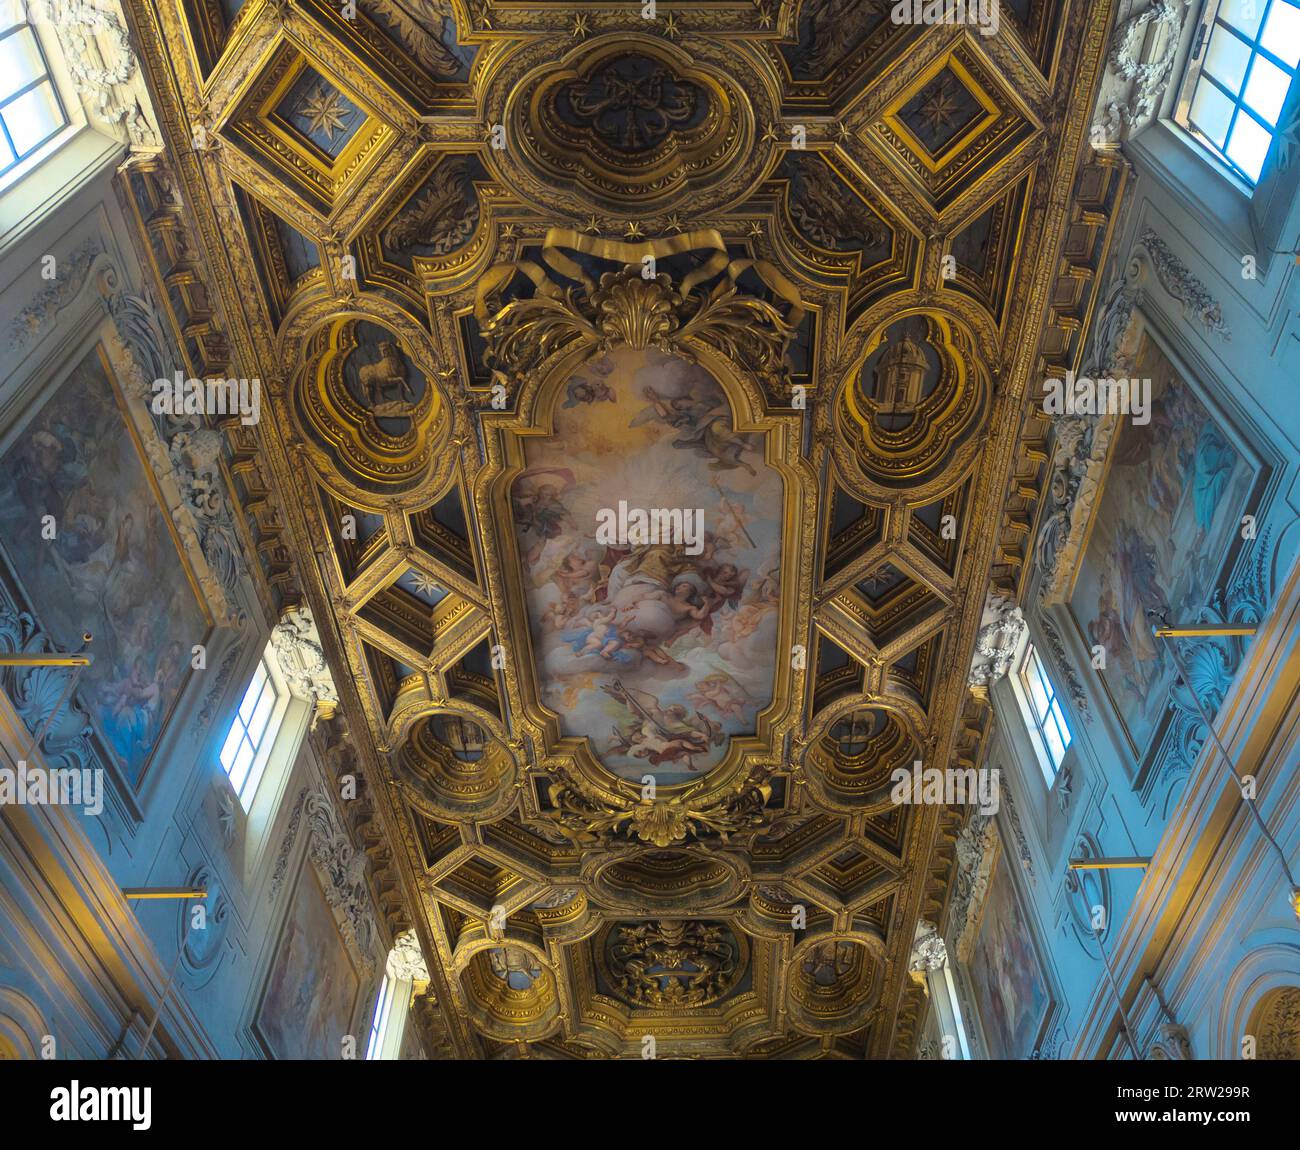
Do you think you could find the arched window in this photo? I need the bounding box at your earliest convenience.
[1174,0,1300,184]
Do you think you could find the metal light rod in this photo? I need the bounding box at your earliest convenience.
[0,654,92,666]
[1068,856,1151,870]
[1152,623,1257,638]
[122,888,208,900]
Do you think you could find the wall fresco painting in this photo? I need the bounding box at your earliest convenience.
[512,347,782,786]
[1068,332,1253,759]
[0,346,209,786]
[969,842,1050,1060]
[256,864,361,1060]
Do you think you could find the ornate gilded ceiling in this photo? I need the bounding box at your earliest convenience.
[121,0,1126,1057]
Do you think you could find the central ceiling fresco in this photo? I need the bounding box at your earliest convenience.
[511,345,788,786]
[121,0,1127,1057]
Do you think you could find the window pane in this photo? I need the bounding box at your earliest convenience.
[367,975,393,1060]
[238,661,268,724]
[1205,26,1252,94]
[1049,700,1072,747]
[1227,110,1273,178]
[3,79,60,155]
[1190,79,1237,146]
[1262,1,1300,67]
[228,738,255,795]
[219,716,246,772]
[1222,0,1267,38]
[1025,660,1050,718]
[1044,721,1066,768]
[246,678,277,746]
[0,128,14,171]
[0,27,43,103]
[1244,54,1292,123]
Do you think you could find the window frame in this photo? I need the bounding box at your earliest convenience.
[365,972,399,1060]
[219,650,292,811]
[1173,0,1300,186]
[365,966,414,1060]
[0,4,75,194]
[1013,642,1073,786]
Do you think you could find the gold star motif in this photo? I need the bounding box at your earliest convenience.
[582,214,601,235]
[571,13,590,38]
[834,121,854,143]
[761,122,781,144]
[501,222,518,239]
[624,220,645,239]
[746,221,763,238]
[298,84,354,142]
[754,2,773,29]
[663,213,685,234]
[662,13,680,38]
[405,570,444,599]
[916,80,963,134]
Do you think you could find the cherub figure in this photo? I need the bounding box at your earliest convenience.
[703,562,749,612]
[573,604,624,658]
[689,672,750,721]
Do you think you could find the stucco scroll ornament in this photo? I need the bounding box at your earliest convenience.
[8,240,104,349]
[1001,781,1035,876]
[1157,529,1271,783]
[1138,227,1231,341]
[950,812,998,963]
[305,790,377,972]
[1147,1022,1192,1059]
[1094,0,1191,142]
[387,929,431,983]
[94,267,248,623]
[967,592,1026,691]
[271,606,340,728]
[907,920,948,994]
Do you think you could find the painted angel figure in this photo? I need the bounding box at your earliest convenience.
[689,672,751,721]
[602,680,724,770]
[630,385,720,431]
[672,416,759,476]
